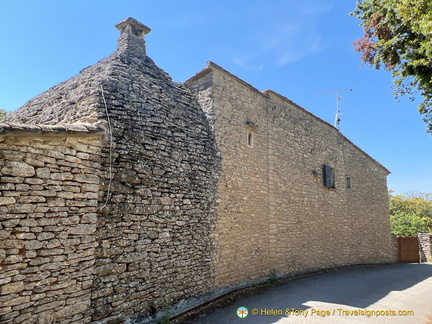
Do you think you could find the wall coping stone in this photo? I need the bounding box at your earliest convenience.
[0,122,106,136]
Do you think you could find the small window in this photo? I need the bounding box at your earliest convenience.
[247,129,254,148]
[346,177,352,188]
[323,164,335,189]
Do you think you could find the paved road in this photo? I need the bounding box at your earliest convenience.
[188,263,432,324]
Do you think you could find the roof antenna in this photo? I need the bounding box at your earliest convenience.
[312,89,354,130]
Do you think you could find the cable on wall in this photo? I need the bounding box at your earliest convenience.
[100,84,113,209]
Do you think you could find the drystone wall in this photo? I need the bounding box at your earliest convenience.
[186,63,394,288]
[90,33,220,323]
[418,233,432,262]
[0,26,394,323]
[0,130,102,324]
[1,30,220,323]
[390,234,399,262]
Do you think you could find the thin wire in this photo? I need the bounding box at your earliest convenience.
[100,84,113,209]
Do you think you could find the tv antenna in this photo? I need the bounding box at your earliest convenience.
[312,88,354,130]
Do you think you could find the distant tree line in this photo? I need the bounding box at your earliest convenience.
[389,191,432,237]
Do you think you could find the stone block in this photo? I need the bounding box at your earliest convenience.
[16,196,46,203]
[35,312,55,324]
[31,293,47,301]
[0,197,16,205]
[33,300,63,313]
[74,174,99,184]
[19,219,38,227]
[50,172,73,181]
[15,232,37,240]
[38,248,64,256]
[57,191,74,199]
[76,152,90,160]
[81,213,97,224]
[55,301,90,319]
[57,146,76,156]
[45,239,61,249]
[36,167,51,179]
[37,232,55,241]
[96,264,127,276]
[81,183,99,192]
[0,183,15,190]
[25,240,43,250]
[3,255,23,264]
[0,281,24,295]
[1,161,35,177]
[0,240,24,249]
[24,178,44,185]
[0,176,24,184]
[25,157,45,167]
[64,155,81,163]
[47,198,66,207]
[0,307,12,315]
[69,224,96,235]
[46,150,65,159]
[29,257,50,266]
[9,203,36,213]
[116,251,148,263]
[3,296,30,306]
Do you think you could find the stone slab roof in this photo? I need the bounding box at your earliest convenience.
[3,18,156,127]
[0,122,105,136]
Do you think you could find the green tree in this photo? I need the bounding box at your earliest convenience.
[351,0,432,133]
[390,212,426,237]
[389,191,432,236]
[0,109,7,122]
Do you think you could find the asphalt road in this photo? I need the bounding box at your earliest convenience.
[187,263,432,324]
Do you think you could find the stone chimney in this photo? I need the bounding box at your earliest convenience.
[115,17,151,38]
[115,18,151,57]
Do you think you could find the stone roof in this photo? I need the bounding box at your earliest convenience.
[3,58,110,125]
[0,122,105,136]
[3,18,171,127]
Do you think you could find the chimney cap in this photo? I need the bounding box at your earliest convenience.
[115,18,151,38]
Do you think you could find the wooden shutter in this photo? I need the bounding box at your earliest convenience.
[323,164,335,188]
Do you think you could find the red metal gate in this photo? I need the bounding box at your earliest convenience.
[397,237,420,263]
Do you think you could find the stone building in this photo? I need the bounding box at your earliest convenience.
[0,18,394,324]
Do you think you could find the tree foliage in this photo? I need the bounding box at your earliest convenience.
[389,191,432,236]
[0,109,7,122]
[352,0,432,133]
[390,212,427,237]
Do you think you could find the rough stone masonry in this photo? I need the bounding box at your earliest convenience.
[0,17,395,324]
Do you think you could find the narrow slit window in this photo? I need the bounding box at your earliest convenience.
[247,129,254,148]
[346,177,352,188]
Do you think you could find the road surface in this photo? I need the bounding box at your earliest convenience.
[187,263,432,324]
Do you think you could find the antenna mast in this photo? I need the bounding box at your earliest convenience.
[314,88,354,130]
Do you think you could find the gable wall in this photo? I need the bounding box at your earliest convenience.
[90,54,220,322]
[189,66,394,289]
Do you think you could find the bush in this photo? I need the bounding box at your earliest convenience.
[390,212,427,237]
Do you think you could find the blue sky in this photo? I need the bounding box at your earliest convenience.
[1,0,431,195]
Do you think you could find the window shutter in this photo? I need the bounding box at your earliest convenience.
[323,164,335,188]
